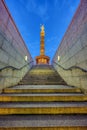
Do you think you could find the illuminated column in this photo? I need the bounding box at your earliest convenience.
[40,25,45,55]
[35,25,50,64]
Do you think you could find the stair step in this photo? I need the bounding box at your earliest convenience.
[0,93,86,102]
[0,101,87,106]
[0,127,86,130]
[19,65,67,85]
[3,85,81,93]
[3,88,81,93]
[19,83,67,85]
[0,115,87,129]
[9,85,74,89]
[22,77,63,82]
[0,102,87,114]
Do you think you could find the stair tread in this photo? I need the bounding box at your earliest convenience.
[0,93,84,96]
[0,102,87,107]
[8,85,77,89]
[4,85,81,94]
[0,115,87,127]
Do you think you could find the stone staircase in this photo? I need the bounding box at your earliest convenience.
[0,65,87,129]
[18,65,66,85]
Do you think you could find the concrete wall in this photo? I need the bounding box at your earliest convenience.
[0,0,33,91]
[52,0,87,93]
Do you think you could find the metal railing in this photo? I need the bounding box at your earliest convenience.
[0,60,34,71]
[53,61,87,73]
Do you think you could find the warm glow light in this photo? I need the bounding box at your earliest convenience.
[25,56,28,61]
[58,56,60,61]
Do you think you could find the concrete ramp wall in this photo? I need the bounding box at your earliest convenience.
[52,0,87,93]
[0,0,33,91]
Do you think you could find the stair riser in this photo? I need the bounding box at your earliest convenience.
[0,96,87,102]
[3,89,81,93]
[0,127,87,130]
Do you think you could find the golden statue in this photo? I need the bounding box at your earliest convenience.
[41,25,44,32]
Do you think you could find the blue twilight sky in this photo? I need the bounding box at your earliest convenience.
[5,0,80,62]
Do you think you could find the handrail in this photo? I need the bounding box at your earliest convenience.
[53,61,87,73]
[0,60,34,71]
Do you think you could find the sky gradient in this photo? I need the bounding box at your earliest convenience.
[5,0,80,62]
